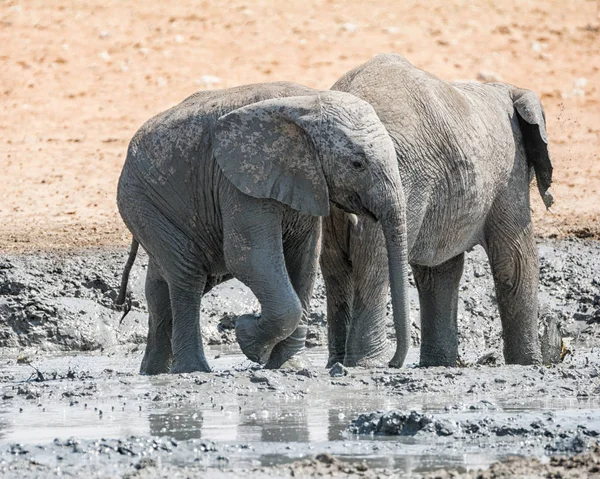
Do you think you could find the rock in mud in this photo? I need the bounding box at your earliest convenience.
[329,362,349,377]
[349,410,434,435]
[348,409,600,448]
[540,309,563,364]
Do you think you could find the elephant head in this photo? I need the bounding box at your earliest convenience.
[213,91,411,367]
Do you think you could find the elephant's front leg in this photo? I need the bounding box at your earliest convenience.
[344,220,391,367]
[265,218,321,369]
[412,254,464,367]
[223,198,303,365]
[484,208,541,365]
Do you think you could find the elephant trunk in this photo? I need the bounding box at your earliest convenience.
[366,187,411,368]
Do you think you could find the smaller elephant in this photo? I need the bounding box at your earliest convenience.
[117,82,412,374]
[322,54,553,368]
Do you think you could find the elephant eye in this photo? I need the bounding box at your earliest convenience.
[351,160,364,170]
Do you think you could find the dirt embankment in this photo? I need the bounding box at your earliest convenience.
[1,0,599,252]
[1,239,598,361]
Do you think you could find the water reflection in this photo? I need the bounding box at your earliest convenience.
[2,348,600,475]
[245,407,310,443]
[146,389,392,445]
[149,411,204,441]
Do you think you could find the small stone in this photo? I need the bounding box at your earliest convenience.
[296,368,316,378]
[573,77,588,89]
[531,41,545,52]
[340,22,359,33]
[316,453,336,464]
[196,75,222,86]
[383,26,400,35]
[329,362,348,377]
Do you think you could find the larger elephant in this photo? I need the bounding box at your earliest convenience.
[117,81,411,375]
[322,54,553,368]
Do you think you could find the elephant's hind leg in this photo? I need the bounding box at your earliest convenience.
[125,200,211,374]
[265,219,321,369]
[140,259,173,375]
[412,254,464,367]
[484,205,541,365]
[168,274,210,374]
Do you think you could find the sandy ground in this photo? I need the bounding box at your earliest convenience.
[1,0,599,252]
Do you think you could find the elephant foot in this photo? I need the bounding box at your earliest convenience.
[265,324,308,369]
[140,349,172,375]
[345,352,389,368]
[419,356,457,368]
[419,346,457,368]
[503,352,541,366]
[326,355,345,368]
[235,314,277,365]
[267,352,311,370]
[170,353,211,374]
[140,360,171,375]
[344,342,391,368]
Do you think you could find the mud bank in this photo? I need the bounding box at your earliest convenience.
[1,238,599,361]
[0,238,599,477]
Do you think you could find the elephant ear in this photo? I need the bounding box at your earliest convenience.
[213,96,330,217]
[512,88,554,209]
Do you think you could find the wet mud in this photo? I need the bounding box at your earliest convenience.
[0,238,599,477]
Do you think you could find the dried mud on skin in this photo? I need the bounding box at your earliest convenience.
[0,238,599,478]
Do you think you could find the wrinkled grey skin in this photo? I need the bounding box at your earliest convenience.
[117,82,410,374]
[322,54,553,368]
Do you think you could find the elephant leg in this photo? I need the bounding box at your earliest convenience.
[345,220,390,367]
[169,274,210,374]
[484,208,541,365]
[223,199,303,365]
[140,259,173,375]
[412,254,464,367]
[265,219,321,369]
[121,197,211,374]
[321,211,354,367]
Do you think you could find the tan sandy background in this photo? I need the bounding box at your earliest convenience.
[1,0,599,252]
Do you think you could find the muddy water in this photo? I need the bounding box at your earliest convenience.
[2,345,600,477]
[0,239,599,477]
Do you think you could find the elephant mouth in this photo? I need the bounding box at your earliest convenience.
[330,198,378,222]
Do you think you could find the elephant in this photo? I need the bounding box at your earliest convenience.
[321,54,553,368]
[116,81,412,375]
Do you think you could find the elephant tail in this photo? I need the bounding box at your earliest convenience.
[116,239,139,322]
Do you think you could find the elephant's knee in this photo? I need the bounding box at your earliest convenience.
[270,298,303,342]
